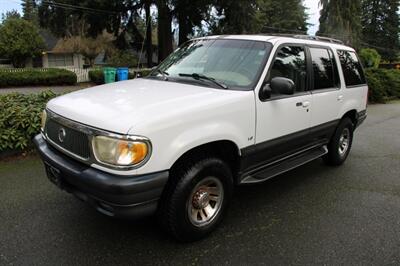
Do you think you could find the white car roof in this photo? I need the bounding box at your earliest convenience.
[196,35,355,52]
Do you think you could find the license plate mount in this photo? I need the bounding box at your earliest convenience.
[44,162,64,189]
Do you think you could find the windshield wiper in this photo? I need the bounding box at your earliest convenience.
[155,69,169,80]
[178,73,229,90]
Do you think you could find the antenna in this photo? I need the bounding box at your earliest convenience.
[136,15,152,74]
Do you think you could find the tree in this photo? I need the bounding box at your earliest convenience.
[1,10,21,21]
[362,0,400,62]
[37,0,156,65]
[210,0,308,35]
[0,18,45,67]
[172,0,212,45]
[211,0,259,34]
[144,0,153,67]
[21,0,38,23]
[318,0,362,47]
[257,0,309,34]
[156,0,173,62]
[37,0,146,39]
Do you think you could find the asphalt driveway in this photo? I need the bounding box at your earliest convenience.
[1,103,400,265]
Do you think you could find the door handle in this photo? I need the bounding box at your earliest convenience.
[337,95,344,101]
[296,101,310,108]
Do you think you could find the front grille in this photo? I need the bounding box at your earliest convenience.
[46,118,90,159]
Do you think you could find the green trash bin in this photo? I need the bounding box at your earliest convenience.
[103,67,116,84]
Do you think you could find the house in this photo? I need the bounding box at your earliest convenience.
[0,30,84,69]
[26,30,84,69]
[3,29,158,69]
[0,58,12,68]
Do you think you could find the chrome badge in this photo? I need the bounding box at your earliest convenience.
[58,127,67,143]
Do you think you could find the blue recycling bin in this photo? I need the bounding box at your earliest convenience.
[117,67,129,81]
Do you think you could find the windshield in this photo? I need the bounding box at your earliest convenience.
[148,39,272,90]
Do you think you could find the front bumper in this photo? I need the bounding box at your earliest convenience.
[33,134,169,219]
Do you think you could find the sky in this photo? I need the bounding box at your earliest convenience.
[304,0,322,36]
[0,0,21,18]
[0,0,321,35]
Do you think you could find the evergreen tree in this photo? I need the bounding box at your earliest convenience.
[211,0,308,35]
[362,0,400,62]
[1,10,21,22]
[210,0,259,34]
[257,0,309,34]
[318,0,362,47]
[21,0,38,23]
[173,0,212,45]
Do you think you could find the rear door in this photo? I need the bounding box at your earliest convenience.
[336,50,369,112]
[308,46,343,144]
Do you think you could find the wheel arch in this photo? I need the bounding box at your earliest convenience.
[341,109,358,126]
[169,140,241,183]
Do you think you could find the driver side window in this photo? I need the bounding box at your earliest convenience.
[267,46,307,94]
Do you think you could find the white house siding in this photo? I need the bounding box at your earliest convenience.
[42,53,84,68]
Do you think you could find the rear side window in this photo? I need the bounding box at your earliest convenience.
[310,47,339,90]
[337,50,366,87]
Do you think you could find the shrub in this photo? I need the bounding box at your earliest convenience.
[0,91,57,152]
[107,50,139,68]
[383,69,400,98]
[88,69,104,85]
[0,68,77,88]
[359,48,381,69]
[365,68,400,103]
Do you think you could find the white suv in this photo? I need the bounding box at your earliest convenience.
[35,35,368,242]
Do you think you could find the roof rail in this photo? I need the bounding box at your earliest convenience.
[262,33,344,45]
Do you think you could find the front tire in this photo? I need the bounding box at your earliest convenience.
[323,117,354,166]
[158,157,233,242]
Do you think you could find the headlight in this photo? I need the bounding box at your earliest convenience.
[92,136,150,167]
[41,109,47,131]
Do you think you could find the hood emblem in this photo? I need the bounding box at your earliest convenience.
[58,127,67,143]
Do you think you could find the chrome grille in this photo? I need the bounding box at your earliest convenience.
[46,118,90,159]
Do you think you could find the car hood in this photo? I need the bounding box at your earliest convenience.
[47,78,248,134]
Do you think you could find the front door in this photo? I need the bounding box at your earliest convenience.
[250,44,313,171]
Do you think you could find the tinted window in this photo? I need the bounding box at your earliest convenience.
[310,47,338,90]
[268,46,307,93]
[337,50,366,86]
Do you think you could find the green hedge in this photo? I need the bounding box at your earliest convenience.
[365,68,400,103]
[89,68,152,85]
[0,68,77,88]
[0,91,57,152]
[88,69,104,85]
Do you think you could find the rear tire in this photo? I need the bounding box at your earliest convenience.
[323,117,354,166]
[158,157,233,242]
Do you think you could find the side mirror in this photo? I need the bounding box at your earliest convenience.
[270,77,295,95]
[259,82,272,101]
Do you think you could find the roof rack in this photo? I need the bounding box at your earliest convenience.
[262,33,344,45]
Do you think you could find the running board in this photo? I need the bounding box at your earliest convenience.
[240,145,328,184]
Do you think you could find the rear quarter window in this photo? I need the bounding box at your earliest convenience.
[337,50,366,87]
